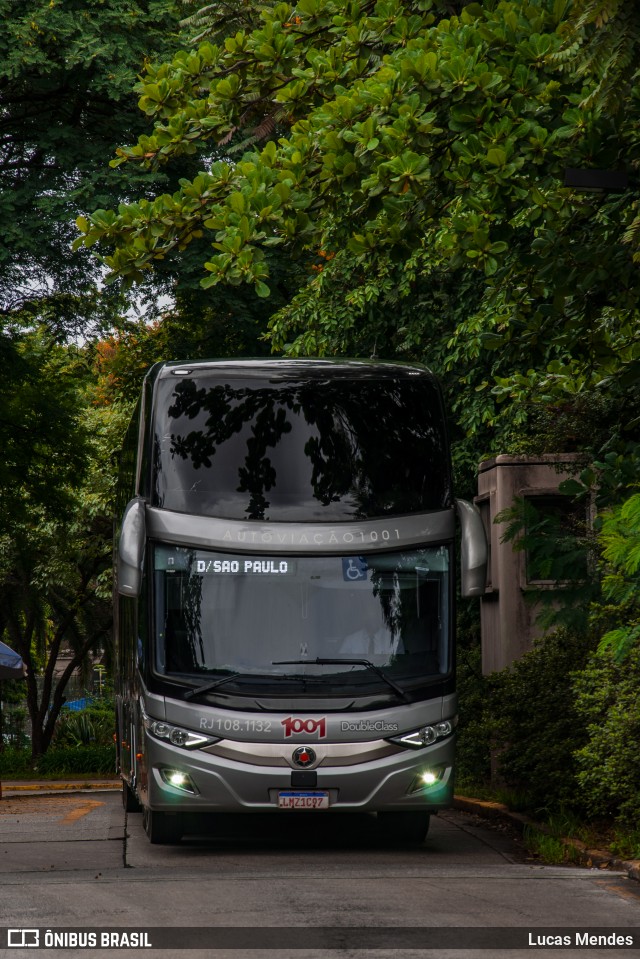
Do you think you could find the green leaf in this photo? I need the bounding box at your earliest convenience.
[486,148,507,167]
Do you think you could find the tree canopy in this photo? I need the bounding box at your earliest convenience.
[0,0,191,755]
[75,0,639,447]
[0,0,187,331]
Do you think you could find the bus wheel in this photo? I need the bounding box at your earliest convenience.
[142,808,183,845]
[377,811,430,844]
[122,780,142,813]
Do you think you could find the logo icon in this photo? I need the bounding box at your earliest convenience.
[281,716,327,739]
[8,930,39,948]
[292,746,317,768]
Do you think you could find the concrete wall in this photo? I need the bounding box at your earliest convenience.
[475,454,584,675]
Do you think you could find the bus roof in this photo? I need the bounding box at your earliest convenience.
[148,357,441,384]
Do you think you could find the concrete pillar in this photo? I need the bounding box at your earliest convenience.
[475,454,584,674]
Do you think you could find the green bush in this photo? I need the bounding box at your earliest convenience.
[573,645,640,829]
[455,642,492,790]
[0,748,34,777]
[488,628,598,818]
[54,700,115,748]
[454,607,640,840]
[36,746,116,776]
[0,745,116,778]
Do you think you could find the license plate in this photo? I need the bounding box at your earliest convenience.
[277,791,330,810]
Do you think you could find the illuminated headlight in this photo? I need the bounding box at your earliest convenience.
[421,769,440,786]
[144,716,218,751]
[409,765,447,791]
[389,716,458,749]
[159,768,197,794]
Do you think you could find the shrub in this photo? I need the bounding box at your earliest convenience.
[455,642,492,790]
[0,748,34,777]
[54,701,115,748]
[36,746,116,776]
[0,745,116,778]
[573,645,640,829]
[489,628,598,818]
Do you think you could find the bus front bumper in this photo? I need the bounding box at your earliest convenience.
[141,733,455,814]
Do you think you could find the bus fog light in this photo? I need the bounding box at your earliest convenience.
[160,768,197,794]
[410,766,445,792]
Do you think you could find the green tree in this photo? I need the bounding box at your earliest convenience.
[555,0,640,112]
[0,334,124,759]
[75,1,638,436]
[0,326,86,532]
[0,1,197,754]
[592,492,640,661]
[179,0,281,46]
[0,0,189,335]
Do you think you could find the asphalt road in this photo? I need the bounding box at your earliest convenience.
[1,790,639,958]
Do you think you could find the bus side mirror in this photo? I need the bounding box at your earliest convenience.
[456,499,487,598]
[118,498,146,597]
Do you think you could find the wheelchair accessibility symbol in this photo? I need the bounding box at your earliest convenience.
[342,558,368,582]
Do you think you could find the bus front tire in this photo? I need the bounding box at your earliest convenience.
[377,811,430,844]
[142,808,183,844]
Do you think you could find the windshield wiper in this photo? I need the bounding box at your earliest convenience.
[272,658,411,703]
[183,672,241,701]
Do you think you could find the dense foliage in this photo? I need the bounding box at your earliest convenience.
[75,1,640,571]
[0,745,116,777]
[0,347,123,758]
[457,629,640,842]
[76,0,639,439]
[488,629,598,816]
[0,0,188,756]
[574,645,640,831]
[0,0,189,331]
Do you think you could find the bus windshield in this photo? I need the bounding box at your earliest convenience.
[153,544,451,698]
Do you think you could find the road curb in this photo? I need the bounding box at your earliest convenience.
[454,795,640,883]
[0,781,120,798]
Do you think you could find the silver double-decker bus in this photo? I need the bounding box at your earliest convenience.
[115,359,487,843]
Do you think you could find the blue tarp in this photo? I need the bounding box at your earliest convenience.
[0,640,24,679]
[64,698,93,712]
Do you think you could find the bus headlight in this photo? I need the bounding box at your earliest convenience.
[144,717,219,751]
[389,717,457,749]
